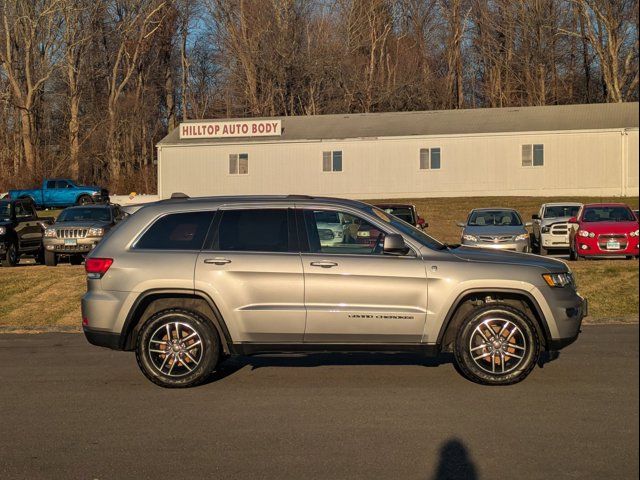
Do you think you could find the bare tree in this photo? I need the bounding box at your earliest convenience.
[572,0,639,102]
[0,0,63,175]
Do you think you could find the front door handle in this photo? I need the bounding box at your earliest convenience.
[310,261,338,268]
[204,258,231,265]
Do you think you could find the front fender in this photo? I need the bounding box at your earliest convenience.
[423,279,546,344]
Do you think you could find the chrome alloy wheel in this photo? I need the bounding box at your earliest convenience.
[468,318,527,375]
[148,322,203,377]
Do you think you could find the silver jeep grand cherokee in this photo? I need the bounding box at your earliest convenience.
[82,195,586,388]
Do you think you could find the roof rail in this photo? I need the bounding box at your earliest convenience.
[170,192,190,199]
[286,194,314,199]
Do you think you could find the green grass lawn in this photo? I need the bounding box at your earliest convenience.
[0,196,637,331]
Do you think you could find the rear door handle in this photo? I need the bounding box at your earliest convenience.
[204,258,231,265]
[310,261,338,268]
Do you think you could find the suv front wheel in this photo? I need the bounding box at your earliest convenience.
[136,309,220,388]
[454,304,540,386]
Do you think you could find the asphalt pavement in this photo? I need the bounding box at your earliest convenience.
[0,324,637,480]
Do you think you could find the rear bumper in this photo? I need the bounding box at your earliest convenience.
[83,327,122,350]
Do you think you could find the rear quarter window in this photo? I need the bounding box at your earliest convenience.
[136,211,214,250]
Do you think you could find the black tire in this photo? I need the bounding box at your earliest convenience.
[453,304,540,386]
[44,250,57,267]
[1,242,18,267]
[35,247,45,265]
[69,255,83,265]
[569,242,578,261]
[76,194,92,206]
[135,309,220,388]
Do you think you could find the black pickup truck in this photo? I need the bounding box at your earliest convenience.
[0,198,53,267]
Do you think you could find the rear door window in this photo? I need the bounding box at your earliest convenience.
[212,209,292,253]
[136,212,214,250]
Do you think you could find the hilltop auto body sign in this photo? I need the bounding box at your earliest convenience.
[179,120,282,139]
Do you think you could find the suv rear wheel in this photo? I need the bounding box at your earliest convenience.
[454,304,540,386]
[136,308,220,388]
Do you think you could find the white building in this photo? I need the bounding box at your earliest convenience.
[156,102,639,200]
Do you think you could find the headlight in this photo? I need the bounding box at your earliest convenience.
[462,234,477,242]
[578,230,595,238]
[542,272,574,288]
[44,228,57,238]
[541,226,550,233]
[0,226,5,235]
[87,227,105,237]
[630,230,639,237]
[514,233,529,241]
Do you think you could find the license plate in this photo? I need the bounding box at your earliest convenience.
[606,240,620,250]
[64,239,77,246]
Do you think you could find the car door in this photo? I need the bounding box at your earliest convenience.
[194,206,306,343]
[43,180,58,206]
[13,201,42,252]
[299,207,428,344]
[58,180,77,206]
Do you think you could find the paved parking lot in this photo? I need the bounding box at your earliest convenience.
[0,324,637,479]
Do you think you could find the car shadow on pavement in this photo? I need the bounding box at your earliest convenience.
[430,438,478,480]
[204,352,456,384]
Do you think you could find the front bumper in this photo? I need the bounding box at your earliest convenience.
[576,236,639,256]
[541,288,587,350]
[44,238,101,254]
[462,240,530,253]
[541,233,570,249]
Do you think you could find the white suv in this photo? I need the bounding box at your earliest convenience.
[532,203,583,255]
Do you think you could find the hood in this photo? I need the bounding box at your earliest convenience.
[581,220,639,234]
[450,245,567,271]
[463,225,527,236]
[539,216,573,227]
[53,220,111,229]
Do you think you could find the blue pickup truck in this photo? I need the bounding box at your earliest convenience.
[8,179,108,209]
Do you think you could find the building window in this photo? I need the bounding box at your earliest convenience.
[419,148,441,170]
[522,144,544,167]
[229,153,249,174]
[322,151,343,172]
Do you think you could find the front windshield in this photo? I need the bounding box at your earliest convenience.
[57,207,111,223]
[367,206,445,250]
[583,206,636,223]
[544,205,581,219]
[0,202,10,221]
[468,210,522,227]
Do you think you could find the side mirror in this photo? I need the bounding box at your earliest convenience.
[568,217,578,224]
[417,217,428,229]
[532,214,540,220]
[383,234,409,255]
[525,221,533,227]
[456,221,466,228]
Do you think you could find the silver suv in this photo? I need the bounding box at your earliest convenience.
[82,196,586,388]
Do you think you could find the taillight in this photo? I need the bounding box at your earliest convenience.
[85,258,113,278]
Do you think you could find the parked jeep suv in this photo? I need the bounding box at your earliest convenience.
[82,196,586,388]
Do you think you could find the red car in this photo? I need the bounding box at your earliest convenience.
[569,203,639,260]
